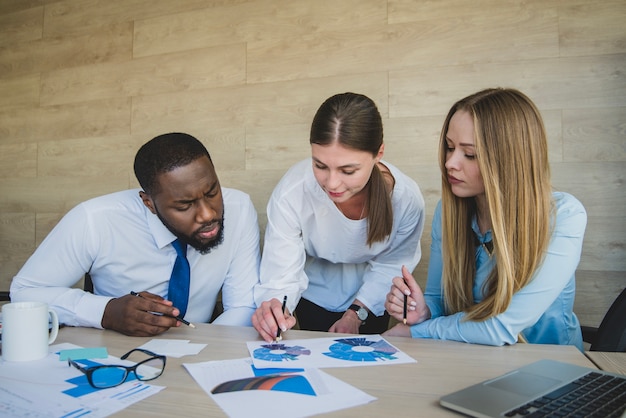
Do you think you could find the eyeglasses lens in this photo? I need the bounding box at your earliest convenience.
[91,366,129,388]
[136,357,165,381]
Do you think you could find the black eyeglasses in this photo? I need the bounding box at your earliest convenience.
[68,348,166,389]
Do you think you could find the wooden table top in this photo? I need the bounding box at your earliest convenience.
[56,324,596,417]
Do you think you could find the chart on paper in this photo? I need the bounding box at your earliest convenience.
[246,335,416,369]
[183,357,377,418]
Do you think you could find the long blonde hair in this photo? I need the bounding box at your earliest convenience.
[439,88,553,320]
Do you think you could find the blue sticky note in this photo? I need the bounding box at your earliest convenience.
[58,347,108,361]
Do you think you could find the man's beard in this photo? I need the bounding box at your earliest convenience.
[154,205,225,255]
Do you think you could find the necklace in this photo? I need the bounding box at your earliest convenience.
[482,240,494,257]
[337,200,366,220]
[474,232,494,257]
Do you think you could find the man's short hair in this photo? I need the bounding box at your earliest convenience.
[134,132,211,195]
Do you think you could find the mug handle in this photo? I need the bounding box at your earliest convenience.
[48,309,59,344]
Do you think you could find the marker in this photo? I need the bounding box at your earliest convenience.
[130,291,196,328]
[275,295,287,342]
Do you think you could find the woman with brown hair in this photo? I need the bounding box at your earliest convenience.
[253,92,425,342]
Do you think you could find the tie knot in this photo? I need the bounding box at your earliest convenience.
[171,239,187,257]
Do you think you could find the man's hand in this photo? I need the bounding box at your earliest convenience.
[101,292,180,336]
[252,298,297,342]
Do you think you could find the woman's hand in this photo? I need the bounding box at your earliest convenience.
[329,309,363,334]
[252,298,297,342]
[384,265,430,325]
[382,323,412,337]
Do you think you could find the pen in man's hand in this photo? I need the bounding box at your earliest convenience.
[275,295,287,342]
[130,291,195,328]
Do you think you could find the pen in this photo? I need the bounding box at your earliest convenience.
[130,291,196,328]
[275,295,287,342]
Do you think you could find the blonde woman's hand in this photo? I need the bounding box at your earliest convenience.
[382,323,412,337]
[384,265,430,325]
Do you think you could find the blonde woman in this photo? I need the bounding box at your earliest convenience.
[384,88,586,350]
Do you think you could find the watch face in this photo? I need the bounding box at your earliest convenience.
[357,308,368,321]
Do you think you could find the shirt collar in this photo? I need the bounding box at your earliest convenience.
[471,216,493,243]
[144,206,177,249]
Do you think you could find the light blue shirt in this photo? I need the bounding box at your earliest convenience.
[410,192,586,351]
[11,188,260,328]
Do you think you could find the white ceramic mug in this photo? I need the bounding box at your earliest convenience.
[2,301,59,362]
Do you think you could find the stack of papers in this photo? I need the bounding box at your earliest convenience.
[0,343,164,418]
[184,335,416,418]
[0,336,415,417]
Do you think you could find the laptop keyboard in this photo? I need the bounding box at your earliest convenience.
[504,371,626,418]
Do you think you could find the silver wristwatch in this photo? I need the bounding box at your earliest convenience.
[348,304,368,324]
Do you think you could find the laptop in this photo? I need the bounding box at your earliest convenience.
[440,359,626,418]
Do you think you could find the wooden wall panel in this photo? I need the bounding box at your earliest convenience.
[574,270,625,327]
[0,213,36,255]
[0,1,46,15]
[37,135,142,177]
[580,216,626,272]
[0,6,43,46]
[0,22,133,78]
[542,110,565,163]
[0,74,40,110]
[563,107,626,162]
[247,2,559,84]
[219,168,284,214]
[0,143,37,178]
[0,213,35,294]
[133,0,384,58]
[388,0,549,24]
[0,176,130,213]
[245,123,311,172]
[390,55,626,119]
[0,0,623,328]
[384,116,442,166]
[42,0,245,36]
[0,98,131,144]
[198,128,247,173]
[40,44,246,106]
[552,162,625,217]
[130,73,389,136]
[559,0,626,56]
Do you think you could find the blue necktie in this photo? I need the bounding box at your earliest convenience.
[167,239,190,317]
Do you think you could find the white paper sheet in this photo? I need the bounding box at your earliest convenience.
[0,343,164,418]
[138,338,206,358]
[247,334,416,369]
[183,357,376,418]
